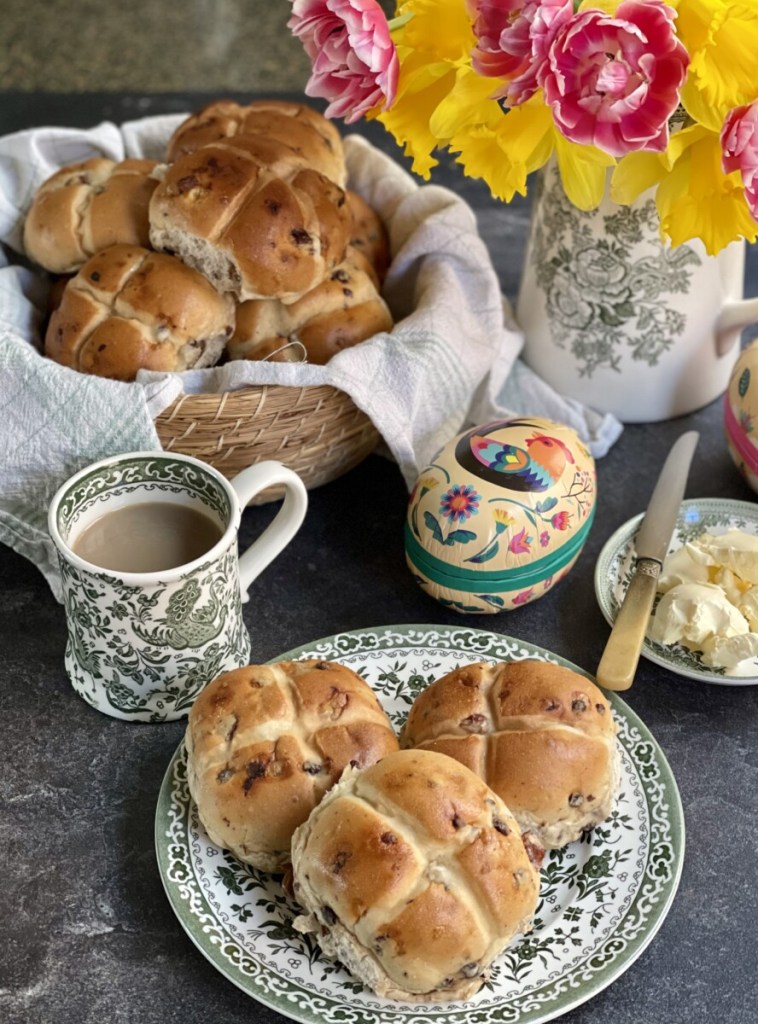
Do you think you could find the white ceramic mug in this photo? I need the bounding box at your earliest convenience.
[517,161,758,423]
[48,452,308,722]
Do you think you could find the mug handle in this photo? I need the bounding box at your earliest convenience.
[230,460,308,603]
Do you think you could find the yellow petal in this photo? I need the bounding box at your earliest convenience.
[429,66,503,140]
[611,151,668,204]
[395,0,474,61]
[554,133,615,210]
[677,1,758,131]
[450,126,531,202]
[656,129,758,254]
[450,101,555,202]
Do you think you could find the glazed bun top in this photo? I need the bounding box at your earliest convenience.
[23,158,159,274]
[401,660,619,849]
[291,748,542,1002]
[185,659,399,872]
[44,244,233,380]
[166,98,346,187]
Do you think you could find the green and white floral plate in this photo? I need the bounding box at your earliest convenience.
[155,624,684,1024]
[595,497,758,687]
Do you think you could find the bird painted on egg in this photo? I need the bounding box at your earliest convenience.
[454,419,575,492]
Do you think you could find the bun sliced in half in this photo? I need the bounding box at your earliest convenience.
[149,146,351,302]
[185,660,399,873]
[401,661,620,850]
[229,248,393,365]
[166,98,346,186]
[291,748,542,1003]
[45,244,234,380]
[23,158,159,274]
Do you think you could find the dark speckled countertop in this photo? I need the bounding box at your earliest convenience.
[2,6,758,1023]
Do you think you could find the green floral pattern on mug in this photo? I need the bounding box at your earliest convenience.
[58,456,231,535]
[60,546,250,721]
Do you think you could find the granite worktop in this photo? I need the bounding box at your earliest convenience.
[2,83,758,1024]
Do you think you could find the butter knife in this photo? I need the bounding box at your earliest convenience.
[596,430,699,692]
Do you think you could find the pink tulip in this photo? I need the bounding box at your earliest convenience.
[288,0,399,123]
[722,102,758,222]
[467,0,573,106]
[541,1,689,157]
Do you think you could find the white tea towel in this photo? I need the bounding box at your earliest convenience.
[0,115,622,601]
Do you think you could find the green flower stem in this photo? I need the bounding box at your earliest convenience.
[489,496,552,523]
[387,12,414,32]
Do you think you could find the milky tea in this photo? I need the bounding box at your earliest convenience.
[72,501,223,573]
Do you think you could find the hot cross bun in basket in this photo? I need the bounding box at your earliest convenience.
[401,660,620,849]
[44,244,234,379]
[291,748,542,1002]
[166,98,346,187]
[149,145,351,303]
[228,247,393,364]
[185,660,399,873]
[23,158,159,274]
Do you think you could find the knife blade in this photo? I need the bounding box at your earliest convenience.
[596,430,699,692]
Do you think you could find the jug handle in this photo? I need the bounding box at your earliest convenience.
[716,297,758,357]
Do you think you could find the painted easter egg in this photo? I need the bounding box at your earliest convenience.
[405,417,597,614]
[725,341,758,494]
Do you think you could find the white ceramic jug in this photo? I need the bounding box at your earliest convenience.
[517,161,758,423]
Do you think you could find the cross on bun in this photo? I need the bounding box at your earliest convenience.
[185,660,399,873]
[291,748,542,1002]
[149,146,351,302]
[44,244,234,380]
[23,158,159,274]
[228,248,393,364]
[166,99,346,187]
[401,660,620,849]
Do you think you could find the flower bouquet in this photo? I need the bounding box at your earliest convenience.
[288,0,758,256]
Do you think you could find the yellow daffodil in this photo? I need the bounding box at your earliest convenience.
[614,123,758,253]
[655,125,758,253]
[341,0,758,252]
[675,0,758,132]
[449,95,553,202]
[378,0,478,177]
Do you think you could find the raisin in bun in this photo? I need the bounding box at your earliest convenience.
[401,661,619,850]
[45,244,234,380]
[185,660,399,873]
[291,748,542,1003]
[23,158,159,274]
[228,248,393,365]
[166,98,346,186]
[149,146,350,303]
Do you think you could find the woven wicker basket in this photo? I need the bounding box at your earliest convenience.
[154,384,379,505]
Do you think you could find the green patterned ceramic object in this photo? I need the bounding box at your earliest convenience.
[49,452,308,721]
[155,624,684,1023]
[595,498,758,686]
[405,418,596,614]
[517,160,754,422]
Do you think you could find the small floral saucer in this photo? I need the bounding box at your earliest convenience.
[595,497,758,687]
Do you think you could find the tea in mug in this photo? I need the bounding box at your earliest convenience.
[72,502,224,572]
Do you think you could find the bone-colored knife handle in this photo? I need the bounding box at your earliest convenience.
[596,558,661,692]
